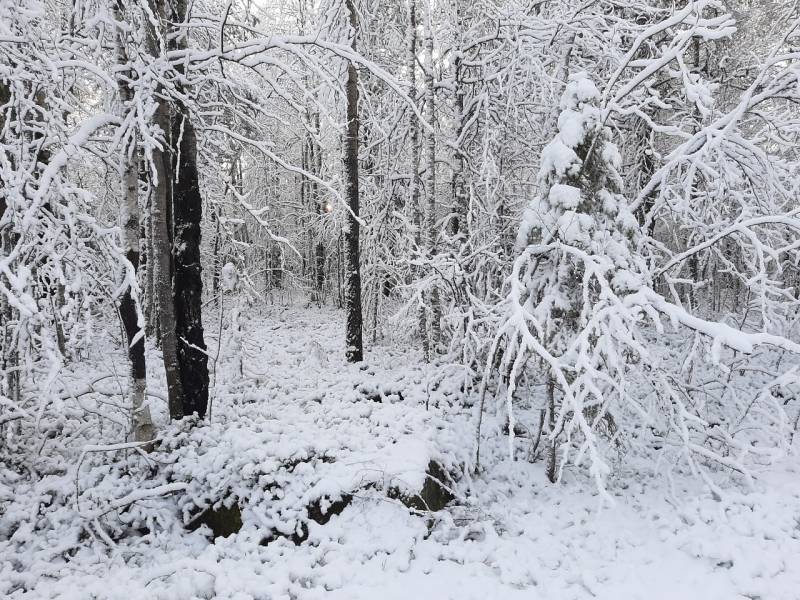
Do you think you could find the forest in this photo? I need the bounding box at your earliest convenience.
[1,0,800,598]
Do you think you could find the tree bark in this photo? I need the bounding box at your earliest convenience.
[546,372,557,483]
[141,153,157,340]
[408,0,428,359]
[0,78,19,407]
[424,1,441,349]
[344,0,363,363]
[152,104,185,420]
[448,0,468,241]
[312,112,325,303]
[169,0,209,418]
[115,2,154,442]
[119,151,154,441]
[146,0,184,419]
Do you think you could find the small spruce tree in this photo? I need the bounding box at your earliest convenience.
[503,73,644,483]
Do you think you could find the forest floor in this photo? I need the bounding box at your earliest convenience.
[3,305,800,599]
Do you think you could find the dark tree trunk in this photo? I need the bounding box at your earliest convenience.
[211,206,221,304]
[168,0,209,418]
[343,0,363,363]
[546,373,557,483]
[171,111,209,418]
[152,102,185,419]
[315,241,325,300]
[311,113,325,303]
[141,153,157,340]
[448,1,468,241]
[634,121,658,239]
[145,0,183,419]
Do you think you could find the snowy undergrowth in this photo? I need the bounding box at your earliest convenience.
[2,306,800,599]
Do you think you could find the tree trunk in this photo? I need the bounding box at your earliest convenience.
[344,0,363,363]
[171,110,209,418]
[448,1,468,241]
[119,150,154,441]
[115,3,154,442]
[211,206,221,304]
[312,112,325,303]
[145,0,184,419]
[169,0,209,418]
[0,78,19,408]
[153,106,185,419]
[300,131,309,282]
[424,1,441,350]
[142,153,157,340]
[546,372,557,483]
[408,0,428,359]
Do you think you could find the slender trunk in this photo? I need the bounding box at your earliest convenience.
[371,279,379,343]
[408,0,428,359]
[448,1,468,241]
[264,246,272,296]
[546,372,557,483]
[336,231,343,308]
[0,78,18,407]
[635,120,657,239]
[142,155,156,339]
[424,1,441,349]
[115,3,154,442]
[312,112,325,303]
[301,131,309,282]
[119,150,154,441]
[51,284,67,357]
[211,207,221,303]
[315,241,325,302]
[151,210,161,347]
[344,0,363,363]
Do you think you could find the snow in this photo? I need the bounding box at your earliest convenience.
[220,263,238,292]
[539,138,580,179]
[4,2,800,598]
[566,73,601,105]
[548,183,581,210]
[2,306,800,599]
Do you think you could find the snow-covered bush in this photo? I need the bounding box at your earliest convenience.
[487,73,800,491]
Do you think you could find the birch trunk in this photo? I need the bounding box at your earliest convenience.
[408,0,428,359]
[424,1,441,350]
[115,3,154,442]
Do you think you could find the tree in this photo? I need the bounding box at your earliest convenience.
[343,0,364,363]
[421,0,441,353]
[495,73,644,482]
[169,0,210,418]
[114,0,154,441]
[143,0,185,420]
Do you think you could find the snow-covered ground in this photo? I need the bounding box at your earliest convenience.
[2,305,799,599]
